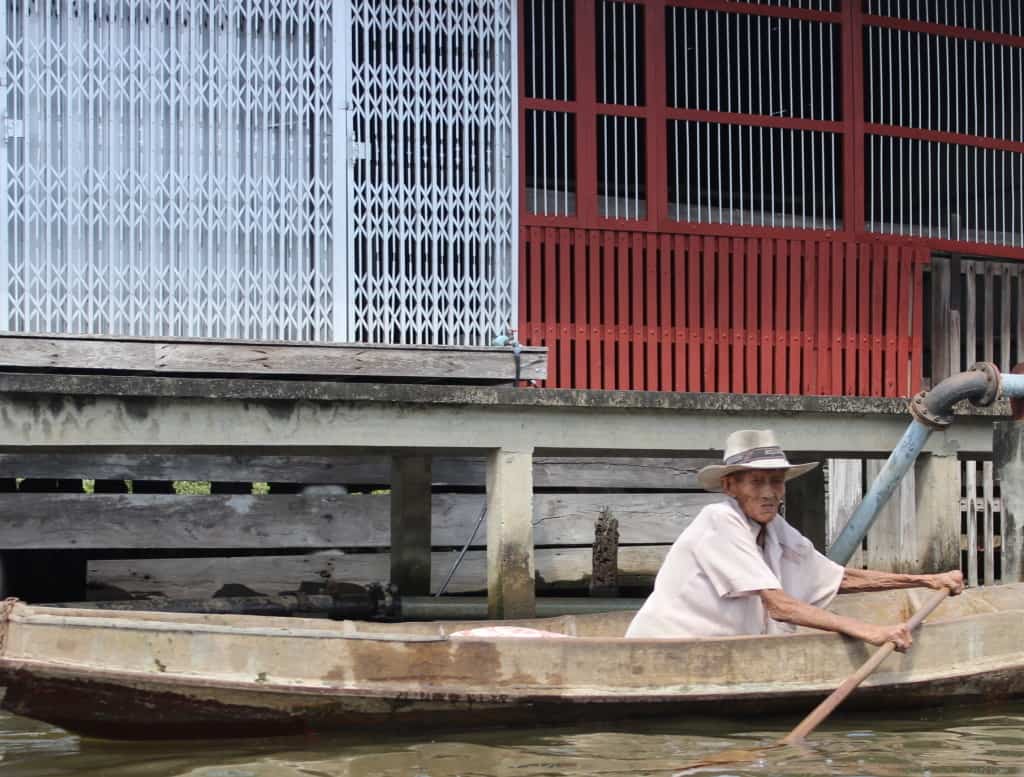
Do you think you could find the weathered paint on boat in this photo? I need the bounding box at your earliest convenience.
[1,584,1023,739]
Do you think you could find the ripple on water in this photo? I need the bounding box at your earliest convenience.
[5,704,1024,777]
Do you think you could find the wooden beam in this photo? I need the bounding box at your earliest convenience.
[913,452,962,573]
[0,453,708,489]
[486,448,535,618]
[0,333,547,383]
[88,546,670,599]
[390,456,432,595]
[995,421,1024,583]
[0,492,713,549]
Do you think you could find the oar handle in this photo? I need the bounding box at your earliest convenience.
[780,586,951,745]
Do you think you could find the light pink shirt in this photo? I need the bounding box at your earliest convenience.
[625,497,845,639]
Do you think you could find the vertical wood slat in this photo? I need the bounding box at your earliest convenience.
[731,237,745,393]
[602,231,616,390]
[883,244,898,396]
[965,460,978,588]
[788,241,802,394]
[616,231,630,390]
[686,234,701,391]
[672,235,687,391]
[844,242,858,395]
[816,240,831,394]
[631,232,646,390]
[857,243,870,396]
[572,229,588,389]
[964,260,977,374]
[983,459,995,585]
[588,230,603,389]
[830,244,844,396]
[558,228,572,388]
[645,233,659,391]
[544,227,559,384]
[827,459,864,569]
[760,238,775,394]
[775,240,788,394]
[1000,264,1011,371]
[716,237,730,392]
[703,235,717,391]
[930,256,951,384]
[982,262,995,365]
[658,234,673,391]
[896,248,911,397]
[912,250,928,394]
[870,244,884,396]
[802,240,817,395]
[745,238,759,394]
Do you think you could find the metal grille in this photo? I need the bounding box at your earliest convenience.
[348,0,516,345]
[669,121,841,229]
[2,0,337,339]
[866,1,1024,36]
[865,25,1024,141]
[666,6,840,121]
[867,135,1023,247]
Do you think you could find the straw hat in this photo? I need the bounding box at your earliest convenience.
[696,429,819,492]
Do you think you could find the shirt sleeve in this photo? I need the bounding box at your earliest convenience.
[782,539,846,608]
[696,515,781,599]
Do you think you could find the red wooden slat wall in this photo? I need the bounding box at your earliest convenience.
[521,226,925,397]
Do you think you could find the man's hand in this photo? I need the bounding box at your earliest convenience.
[863,622,913,652]
[928,569,965,595]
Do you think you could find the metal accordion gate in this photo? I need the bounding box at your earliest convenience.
[0,0,516,344]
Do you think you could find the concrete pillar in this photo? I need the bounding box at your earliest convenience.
[783,459,827,553]
[390,455,433,595]
[912,451,961,573]
[486,447,535,619]
[994,421,1024,583]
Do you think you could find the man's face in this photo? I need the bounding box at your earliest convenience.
[723,469,787,524]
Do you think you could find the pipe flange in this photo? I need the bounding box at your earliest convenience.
[909,390,953,430]
[967,361,1001,407]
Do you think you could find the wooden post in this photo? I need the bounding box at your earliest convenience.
[784,459,827,553]
[390,455,433,596]
[913,451,961,573]
[995,421,1024,583]
[485,447,535,618]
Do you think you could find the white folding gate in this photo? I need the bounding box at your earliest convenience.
[0,0,515,344]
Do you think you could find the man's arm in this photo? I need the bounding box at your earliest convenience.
[839,567,964,595]
[759,588,914,650]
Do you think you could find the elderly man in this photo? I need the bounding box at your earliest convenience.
[625,429,964,649]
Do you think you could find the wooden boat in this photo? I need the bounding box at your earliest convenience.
[1,583,1023,739]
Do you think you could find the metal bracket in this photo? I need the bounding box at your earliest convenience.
[4,119,23,140]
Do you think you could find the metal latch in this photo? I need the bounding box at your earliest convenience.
[348,140,370,160]
[4,119,22,140]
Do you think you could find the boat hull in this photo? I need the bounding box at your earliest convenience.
[1,585,1023,738]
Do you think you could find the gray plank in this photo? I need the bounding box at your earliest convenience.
[0,334,546,382]
[0,492,712,549]
[87,546,669,598]
[0,453,709,489]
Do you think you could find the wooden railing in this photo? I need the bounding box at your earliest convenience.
[520,226,927,397]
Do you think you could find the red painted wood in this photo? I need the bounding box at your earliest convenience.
[760,238,774,394]
[658,234,672,391]
[665,107,843,134]
[802,241,817,395]
[865,123,1024,156]
[645,0,669,236]
[871,245,884,396]
[884,244,899,396]
[716,237,731,392]
[816,240,831,394]
[844,242,858,396]
[788,240,803,394]
[896,247,911,397]
[617,232,631,390]
[745,237,759,394]
[857,243,871,396]
[911,250,926,394]
[669,0,838,25]
[642,233,657,390]
[574,1,598,225]
[844,2,867,236]
[602,231,617,390]
[630,233,645,390]
[687,235,702,391]
[544,228,559,384]
[731,238,745,393]
[572,230,588,389]
[703,236,717,391]
[558,228,572,387]
[830,242,844,395]
[863,13,1024,49]
[587,230,603,389]
[774,240,789,395]
[672,235,686,391]
[529,226,544,348]
[518,226,529,354]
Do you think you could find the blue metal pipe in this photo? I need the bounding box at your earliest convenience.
[826,420,933,564]
[1000,373,1024,397]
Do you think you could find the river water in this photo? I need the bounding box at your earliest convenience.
[4,702,1024,777]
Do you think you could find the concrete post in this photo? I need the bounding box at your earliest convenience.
[912,451,961,573]
[485,447,535,619]
[783,459,827,553]
[994,421,1024,583]
[390,455,433,595]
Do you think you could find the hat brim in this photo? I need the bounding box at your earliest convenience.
[697,461,819,492]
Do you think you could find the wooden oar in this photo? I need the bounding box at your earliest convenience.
[674,586,952,774]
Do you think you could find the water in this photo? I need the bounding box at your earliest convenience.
[3,703,1024,777]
